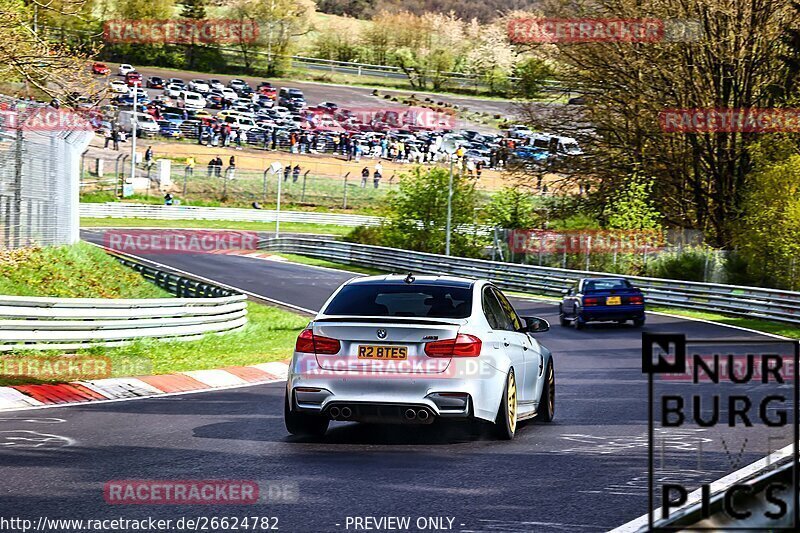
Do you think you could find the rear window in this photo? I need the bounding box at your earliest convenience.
[324,284,472,318]
[583,279,632,291]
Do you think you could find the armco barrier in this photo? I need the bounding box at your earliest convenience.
[79,203,382,228]
[260,237,800,326]
[0,250,248,351]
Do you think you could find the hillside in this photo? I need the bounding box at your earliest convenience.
[317,0,541,22]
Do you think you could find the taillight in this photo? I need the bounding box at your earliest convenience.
[584,297,600,306]
[629,295,644,305]
[295,329,340,355]
[425,334,482,358]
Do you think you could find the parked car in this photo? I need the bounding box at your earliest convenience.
[257,82,277,99]
[118,64,135,76]
[167,78,186,89]
[178,91,206,110]
[278,88,306,111]
[118,110,159,136]
[164,83,184,98]
[208,78,225,91]
[109,80,128,94]
[157,120,182,138]
[559,277,645,329]
[125,72,143,87]
[284,275,555,440]
[189,79,210,94]
[146,76,165,89]
[92,62,110,75]
[160,113,185,126]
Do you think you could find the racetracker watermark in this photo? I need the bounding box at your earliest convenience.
[104,19,259,45]
[0,103,96,132]
[660,108,800,133]
[507,18,701,43]
[103,230,260,254]
[643,333,800,530]
[508,229,665,255]
[305,106,457,131]
[103,480,298,505]
[0,355,111,381]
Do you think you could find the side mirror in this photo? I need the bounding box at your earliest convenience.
[521,316,550,333]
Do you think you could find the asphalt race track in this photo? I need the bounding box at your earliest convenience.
[0,232,792,532]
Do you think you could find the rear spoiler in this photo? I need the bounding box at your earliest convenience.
[313,316,466,326]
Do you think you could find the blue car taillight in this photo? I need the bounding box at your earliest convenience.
[583,296,600,306]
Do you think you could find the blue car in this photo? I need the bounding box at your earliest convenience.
[157,120,182,139]
[559,277,645,329]
[513,146,548,162]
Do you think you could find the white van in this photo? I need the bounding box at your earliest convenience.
[178,91,206,110]
[118,111,159,136]
[223,115,257,131]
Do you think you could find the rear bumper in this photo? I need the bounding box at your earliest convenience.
[580,305,645,321]
[287,354,506,422]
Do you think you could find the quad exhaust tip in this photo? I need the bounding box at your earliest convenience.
[329,406,340,418]
[404,408,417,420]
[417,409,430,421]
[340,406,352,419]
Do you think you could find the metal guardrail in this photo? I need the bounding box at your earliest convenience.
[261,237,800,326]
[79,203,382,227]
[0,249,248,351]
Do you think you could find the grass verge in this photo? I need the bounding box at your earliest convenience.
[81,217,352,236]
[270,253,384,276]
[0,242,170,299]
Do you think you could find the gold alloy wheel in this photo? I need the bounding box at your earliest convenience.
[508,371,518,433]
[547,364,555,417]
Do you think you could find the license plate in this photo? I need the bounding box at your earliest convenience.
[358,345,408,360]
[606,296,621,305]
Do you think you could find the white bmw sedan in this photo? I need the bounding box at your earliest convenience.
[285,275,555,440]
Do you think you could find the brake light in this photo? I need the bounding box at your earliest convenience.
[295,329,340,355]
[584,297,600,306]
[425,334,482,358]
[629,295,644,305]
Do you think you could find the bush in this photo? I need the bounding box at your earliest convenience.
[345,225,383,246]
[644,248,711,282]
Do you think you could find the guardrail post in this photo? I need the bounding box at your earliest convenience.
[342,172,350,209]
[262,169,269,202]
[301,170,309,203]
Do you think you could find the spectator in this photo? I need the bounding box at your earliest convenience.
[207,158,215,177]
[271,128,278,150]
[104,128,113,149]
[164,193,174,206]
[185,156,195,177]
[466,159,476,177]
[197,122,204,144]
[214,156,223,177]
[476,161,483,179]
[112,128,120,151]
[361,166,369,187]
[290,132,298,153]
[375,162,383,177]
[284,165,291,182]
[227,155,236,180]
[144,146,154,169]
[373,169,382,189]
[292,164,301,183]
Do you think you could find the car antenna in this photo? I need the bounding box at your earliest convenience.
[404,272,415,284]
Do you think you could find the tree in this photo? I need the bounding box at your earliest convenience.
[377,166,483,256]
[734,141,800,289]
[485,187,540,229]
[178,0,207,70]
[465,22,516,93]
[227,0,312,75]
[604,173,663,231]
[0,0,98,98]
[521,0,800,247]
[513,56,554,99]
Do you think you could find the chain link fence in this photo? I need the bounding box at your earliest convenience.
[0,95,94,248]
